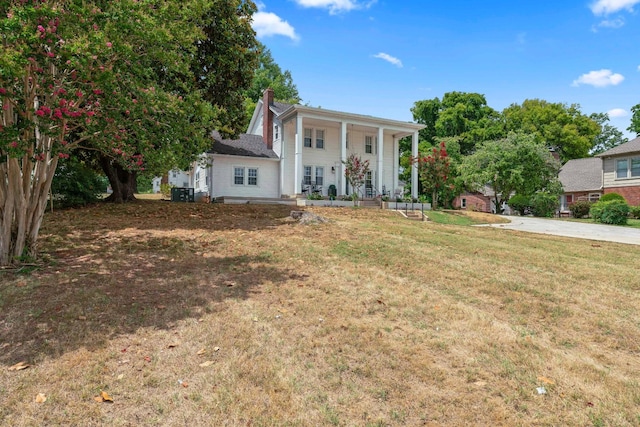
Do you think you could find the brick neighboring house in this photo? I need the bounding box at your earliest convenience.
[557,157,603,213]
[454,186,511,214]
[595,136,640,206]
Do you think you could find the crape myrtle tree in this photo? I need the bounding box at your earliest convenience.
[411,141,453,210]
[343,153,370,206]
[0,0,225,265]
[459,133,562,213]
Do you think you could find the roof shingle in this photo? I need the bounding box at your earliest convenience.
[596,136,640,157]
[208,131,278,159]
[558,157,603,192]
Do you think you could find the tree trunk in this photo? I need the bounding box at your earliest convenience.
[99,155,138,203]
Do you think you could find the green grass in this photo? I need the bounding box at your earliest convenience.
[562,217,640,228]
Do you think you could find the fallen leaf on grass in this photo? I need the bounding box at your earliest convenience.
[199,360,214,368]
[78,315,87,321]
[117,374,124,380]
[537,376,555,385]
[94,390,113,403]
[214,346,220,352]
[167,343,179,349]
[157,305,166,310]
[8,361,30,371]
[196,348,206,356]
[144,356,151,362]
[35,393,47,403]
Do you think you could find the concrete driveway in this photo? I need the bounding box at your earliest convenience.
[479,216,640,245]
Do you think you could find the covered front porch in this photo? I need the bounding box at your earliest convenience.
[278,105,423,200]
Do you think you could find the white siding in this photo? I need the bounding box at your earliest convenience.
[211,155,280,198]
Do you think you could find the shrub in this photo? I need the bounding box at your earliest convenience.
[507,194,530,216]
[590,200,629,225]
[51,157,106,208]
[629,205,640,219]
[599,192,625,203]
[530,192,558,217]
[568,200,592,218]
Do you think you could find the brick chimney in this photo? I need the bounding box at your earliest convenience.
[262,88,274,149]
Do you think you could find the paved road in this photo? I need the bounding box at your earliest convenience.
[478,216,640,246]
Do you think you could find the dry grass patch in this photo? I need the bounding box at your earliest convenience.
[1,202,639,426]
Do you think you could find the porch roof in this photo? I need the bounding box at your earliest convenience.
[277,104,425,138]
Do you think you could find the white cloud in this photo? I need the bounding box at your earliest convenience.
[596,17,625,28]
[637,65,640,71]
[572,69,624,87]
[373,52,403,68]
[590,0,640,15]
[252,11,299,41]
[608,108,628,118]
[293,0,376,15]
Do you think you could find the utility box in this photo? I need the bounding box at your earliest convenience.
[171,187,194,202]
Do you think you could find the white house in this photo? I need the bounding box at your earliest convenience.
[172,89,424,202]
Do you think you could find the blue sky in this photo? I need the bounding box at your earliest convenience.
[251,0,640,138]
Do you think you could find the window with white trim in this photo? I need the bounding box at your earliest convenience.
[195,171,200,189]
[589,193,601,202]
[234,167,245,185]
[247,168,258,186]
[304,128,312,148]
[365,135,373,154]
[316,129,325,149]
[616,157,640,179]
[461,198,467,209]
[274,124,279,140]
[303,166,312,185]
[315,167,324,186]
[233,167,258,186]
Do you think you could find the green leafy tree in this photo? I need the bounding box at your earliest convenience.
[0,0,244,265]
[194,0,260,137]
[412,142,454,209]
[459,133,562,212]
[629,104,640,136]
[243,42,300,123]
[408,92,504,155]
[503,99,600,161]
[343,154,370,206]
[590,112,627,155]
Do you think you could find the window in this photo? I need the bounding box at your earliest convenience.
[616,159,628,179]
[365,135,373,154]
[274,125,279,140]
[346,132,349,149]
[303,166,312,185]
[461,198,467,209]
[315,167,324,186]
[234,167,258,186]
[195,171,200,189]
[172,171,177,178]
[234,167,245,185]
[248,168,258,186]
[566,194,573,204]
[632,158,640,177]
[304,128,312,148]
[589,193,601,202]
[316,129,325,149]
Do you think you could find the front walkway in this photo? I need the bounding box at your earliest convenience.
[478,216,640,246]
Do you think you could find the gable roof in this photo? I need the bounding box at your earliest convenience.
[595,136,640,157]
[558,157,603,192]
[272,101,292,115]
[208,130,277,159]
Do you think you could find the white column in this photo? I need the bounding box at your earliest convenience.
[340,121,347,196]
[295,115,303,195]
[411,131,419,199]
[393,136,399,197]
[377,127,384,195]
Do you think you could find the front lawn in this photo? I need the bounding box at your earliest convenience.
[1,202,639,426]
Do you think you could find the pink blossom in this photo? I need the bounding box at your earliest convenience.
[10,141,17,148]
[93,89,103,95]
[86,111,95,117]
[53,109,63,119]
[0,88,6,95]
[106,42,112,48]
[35,109,45,117]
[75,90,82,98]
[58,153,70,159]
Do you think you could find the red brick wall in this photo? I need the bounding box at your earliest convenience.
[605,186,640,206]
[454,193,492,213]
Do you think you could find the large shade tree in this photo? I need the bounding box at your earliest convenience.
[502,99,599,162]
[459,132,561,212]
[629,103,640,137]
[590,112,628,155]
[0,0,255,265]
